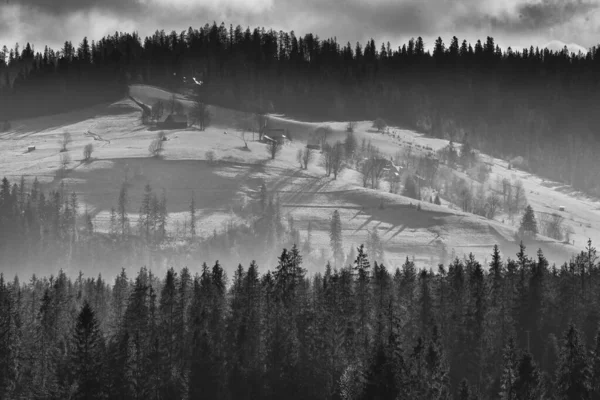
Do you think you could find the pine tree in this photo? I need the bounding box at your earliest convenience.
[513,351,543,400]
[353,245,372,361]
[500,337,518,400]
[330,210,343,267]
[424,324,451,399]
[71,301,104,400]
[519,205,538,237]
[591,328,600,400]
[556,324,592,399]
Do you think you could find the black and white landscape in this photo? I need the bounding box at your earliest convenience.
[2,0,600,398]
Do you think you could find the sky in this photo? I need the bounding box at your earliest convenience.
[0,0,598,55]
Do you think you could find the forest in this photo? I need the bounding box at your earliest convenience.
[1,22,600,195]
[1,237,600,399]
[0,175,599,400]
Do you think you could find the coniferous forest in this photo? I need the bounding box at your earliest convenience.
[1,22,600,195]
[2,236,600,399]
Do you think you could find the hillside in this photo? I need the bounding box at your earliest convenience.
[0,84,587,277]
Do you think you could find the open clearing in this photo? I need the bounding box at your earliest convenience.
[0,84,586,275]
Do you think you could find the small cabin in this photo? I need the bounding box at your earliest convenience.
[559,206,565,212]
[27,146,36,152]
[158,114,188,130]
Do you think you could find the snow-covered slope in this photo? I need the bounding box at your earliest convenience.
[0,85,582,276]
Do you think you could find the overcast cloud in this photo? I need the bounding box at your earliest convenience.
[1,0,599,54]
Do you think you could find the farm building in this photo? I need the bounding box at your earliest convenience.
[157,114,188,130]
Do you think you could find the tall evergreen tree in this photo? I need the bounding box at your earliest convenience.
[71,301,104,400]
[556,324,592,399]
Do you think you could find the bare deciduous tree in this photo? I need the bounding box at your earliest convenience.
[302,147,313,170]
[267,138,282,160]
[322,143,333,176]
[148,133,164,158]
[83,143,93,162]
[60,131,72,152]
[513,180,527,215]
[190,100,210,131]
[486,192,501,219]
[255,112,269,140]
[538,212,565,241]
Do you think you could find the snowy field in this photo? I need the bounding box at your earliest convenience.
[0,84,586,274]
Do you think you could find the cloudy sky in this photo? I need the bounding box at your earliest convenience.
[1,0,598,54]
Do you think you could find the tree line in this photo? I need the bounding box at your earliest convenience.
[1,240,600,399]
[2,23,600,195]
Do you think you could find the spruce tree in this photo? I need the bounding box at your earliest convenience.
[500,337,518,400]
[591,328,600,400]
[71,301,104,400]
[513,351,543,400]
[519,205,538,237]
[556,324,592,399]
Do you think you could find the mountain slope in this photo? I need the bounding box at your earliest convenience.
[0,84,581,276]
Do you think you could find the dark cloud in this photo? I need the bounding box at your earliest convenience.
[517,0,597,29]
[480,0,600,32]
[14,0,143,16]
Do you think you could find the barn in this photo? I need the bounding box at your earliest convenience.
[158,114,188,130]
